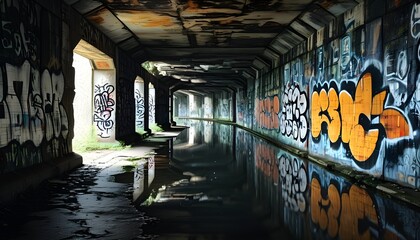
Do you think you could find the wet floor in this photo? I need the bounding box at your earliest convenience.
[1,120,420,239]
[140,120,420,240]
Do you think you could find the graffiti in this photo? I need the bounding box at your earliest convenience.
[2,141,42,170]
[311,67,411,163]
[93,83,115,138]
[410,78,420,121]
[310,176,379,239]
[0,0,40,65]
[343,2,363,32]
[410,4,420,124]
[385,47,409,107]
[280,83,308,142]
[279,154,307,212]
[42,69,67,141]
[149,91,155,124]
[220,99,230,118]
[0,0,70,173]
[255,96,280,130]
[340,35,361,81]
[291,59,304,84]
[316,47,325,83]
[411,3,420,39]
[255,142,278,183]
[135,89,145,129]
[0,61,67,148]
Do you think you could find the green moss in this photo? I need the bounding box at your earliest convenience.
[150,123,163,132]
[73,127,129,152]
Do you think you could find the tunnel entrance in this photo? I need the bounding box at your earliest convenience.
[72,40,117,151]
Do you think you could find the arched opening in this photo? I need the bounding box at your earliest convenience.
[72,40,117,151]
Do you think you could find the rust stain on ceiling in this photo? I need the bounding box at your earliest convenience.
[68,0,360,89]
[117,10,179,28]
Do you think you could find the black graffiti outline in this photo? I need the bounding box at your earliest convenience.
[280,82,309,143]
[93,83,115,138]
[135,88,145,128]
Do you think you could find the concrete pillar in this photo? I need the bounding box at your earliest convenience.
[143,79,151,135]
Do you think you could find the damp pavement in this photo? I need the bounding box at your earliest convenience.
[2,122,419,240]
[0,130,182,240]
[0,126,290,240]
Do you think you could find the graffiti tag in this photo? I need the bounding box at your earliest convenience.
[280,83,308,142]
[311,71,410,162]
[94,83,115,138]
[255,96,280,130]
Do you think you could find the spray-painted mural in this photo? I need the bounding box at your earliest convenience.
[0,0,69,173]
[234,126,419,240]
[170,1,420,189]
[93,82,115,139]
[255,95,280,131]
[237,2,420,188]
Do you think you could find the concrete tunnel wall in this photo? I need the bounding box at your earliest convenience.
[174,1,420,190]
[0,0,163,195]
[243,1,420,190]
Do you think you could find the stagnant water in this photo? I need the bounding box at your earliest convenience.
[139,120,420,240]
[1,120,419,239]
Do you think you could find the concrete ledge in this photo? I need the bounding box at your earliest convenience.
[0,153,83,204]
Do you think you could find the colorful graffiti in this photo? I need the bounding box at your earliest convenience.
[379,3,420,188]
[0,62,68,146]
[279,153,307,212]
[93,83,115,138]
[0,0,70,172]
[311,68,410,163]
[255,95,280,131]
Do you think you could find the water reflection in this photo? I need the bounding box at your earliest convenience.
[133,155,155,202]
[233,121,420,240]
[172,120,234,169]
[143,120,419,240]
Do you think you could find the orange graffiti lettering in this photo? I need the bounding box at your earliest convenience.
[311,72,410,161]
[255,96,280,130]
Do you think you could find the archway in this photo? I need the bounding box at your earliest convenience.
[72,40,117,150]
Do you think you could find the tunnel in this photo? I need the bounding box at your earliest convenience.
[0,0,420,239]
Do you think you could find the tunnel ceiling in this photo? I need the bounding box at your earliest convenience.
[64,0,359,90]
